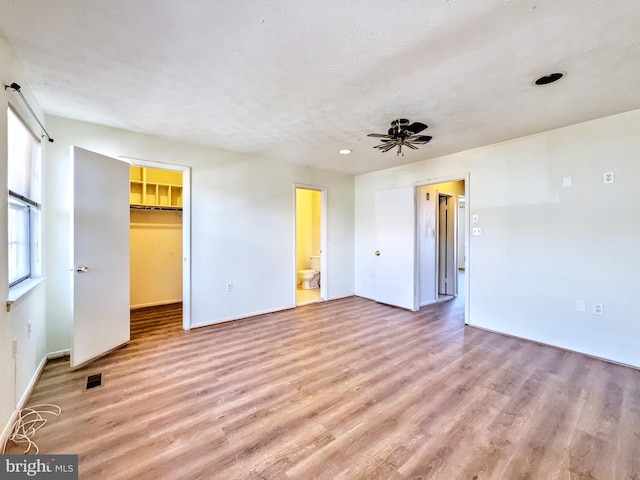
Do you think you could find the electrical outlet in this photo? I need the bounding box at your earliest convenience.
[226,282,233,292]
[603,172,614,184]
[472,227,482,236]
[575,300,586,313]
[592,303,604,315]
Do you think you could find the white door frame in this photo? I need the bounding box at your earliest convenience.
[293,184,327,305]
[124,157,192,330]
[414,174,470,324]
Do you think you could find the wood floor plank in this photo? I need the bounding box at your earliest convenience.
[6,297,640,479]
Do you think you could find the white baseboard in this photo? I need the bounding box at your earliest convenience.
[327,294,357,301]
[47,349,70,360]
[1,349,70,450]
[419,299,438,307]
[190,304,294,329]
[130,298,182,310]
[0,410,18,452]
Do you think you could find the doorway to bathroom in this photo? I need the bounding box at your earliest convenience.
[295,186,326,306]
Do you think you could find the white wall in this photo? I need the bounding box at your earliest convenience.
[44,116,355,346]
[356,109,640,368]
[0,37,49,441]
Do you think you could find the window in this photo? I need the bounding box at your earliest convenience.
[7,107,41,286]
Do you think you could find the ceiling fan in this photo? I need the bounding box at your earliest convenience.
[367,118,432,156]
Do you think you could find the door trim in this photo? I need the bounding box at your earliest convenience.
[123,157,192,331]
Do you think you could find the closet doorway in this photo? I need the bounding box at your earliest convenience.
[128,161,191,330]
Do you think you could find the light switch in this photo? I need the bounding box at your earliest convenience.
[471,214,479,223]
[563,176,573,187]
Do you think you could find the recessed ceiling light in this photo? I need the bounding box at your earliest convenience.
[533,72,565,86]
[338,149,352,155]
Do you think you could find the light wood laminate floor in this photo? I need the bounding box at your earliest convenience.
[9,296,640,479]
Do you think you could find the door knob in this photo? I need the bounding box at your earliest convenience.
[76,266,89,273]
[375,250,380,256]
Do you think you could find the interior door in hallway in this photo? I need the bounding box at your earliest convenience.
[438,193,456,296]
[374,186,416,310]
[71,146,130,368]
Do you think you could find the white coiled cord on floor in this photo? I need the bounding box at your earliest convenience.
[2,404,61,454]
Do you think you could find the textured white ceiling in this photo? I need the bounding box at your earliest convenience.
[1,0,639,174]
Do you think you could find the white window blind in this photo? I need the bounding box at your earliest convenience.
[7,107,42,286]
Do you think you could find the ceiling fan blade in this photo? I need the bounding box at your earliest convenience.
[381,143,397,152]
[368,133,393,138]
[406,122,428,134]
[374,140,397,151]
[404,142,419,150]
[407,135,432,143]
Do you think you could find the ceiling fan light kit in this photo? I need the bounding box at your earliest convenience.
[368,118,431,156]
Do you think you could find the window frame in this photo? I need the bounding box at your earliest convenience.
[7,105,42,288]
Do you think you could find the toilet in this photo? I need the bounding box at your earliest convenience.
[298,255,321,290]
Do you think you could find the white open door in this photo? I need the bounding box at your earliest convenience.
[71,146,130,368]
[374,187,417,310]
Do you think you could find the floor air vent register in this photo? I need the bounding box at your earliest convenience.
[86,373,103,390]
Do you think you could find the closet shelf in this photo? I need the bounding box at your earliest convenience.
[130,204,182,211]
[130,166,183,208]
